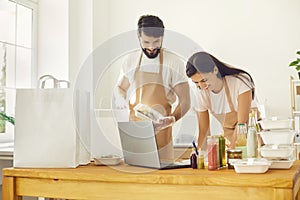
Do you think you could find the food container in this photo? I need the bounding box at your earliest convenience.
[94,155,122,166]
[227,149,242,169]
[259,130,295,145]
[232,158,270,173]
[259,144,294,159]
[269,159,294,169]
[259,117,292,130]
[133,103,163,122]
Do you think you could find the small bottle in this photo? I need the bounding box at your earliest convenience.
[207,136,219,170]
[247,113,258,158]
[251,109,263,149]
[218,135,226,167]
[190,148,198,169]
[197,149,205,169]
[251,109,261,132]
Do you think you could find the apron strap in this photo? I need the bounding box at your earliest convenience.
[159,48,163,74]
[224,77,235,112]
[135,53,143,103]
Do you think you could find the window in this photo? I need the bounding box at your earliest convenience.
[0,0,37,142]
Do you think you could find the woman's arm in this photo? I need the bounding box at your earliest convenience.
[171,82,191,121]
[226,90,252,148]
[196,110,210,149]
[237,90,252,124]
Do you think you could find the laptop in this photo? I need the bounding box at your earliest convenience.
[117,121,190,169]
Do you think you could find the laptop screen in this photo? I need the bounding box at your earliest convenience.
[118,121,162,168]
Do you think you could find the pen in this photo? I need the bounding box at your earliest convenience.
[192,141,198,155]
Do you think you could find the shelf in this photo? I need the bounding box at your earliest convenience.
[291,76,300,130]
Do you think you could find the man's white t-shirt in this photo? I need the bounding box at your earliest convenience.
[116,49,188,104]
[193,75,256,114]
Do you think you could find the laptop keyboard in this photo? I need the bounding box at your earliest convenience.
[160,159,190,169]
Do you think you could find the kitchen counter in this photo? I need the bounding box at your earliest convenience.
[3,160,300,199]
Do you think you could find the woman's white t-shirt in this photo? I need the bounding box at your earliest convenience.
[193,75,256,114]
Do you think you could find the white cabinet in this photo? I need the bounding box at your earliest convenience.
[290,77,300,131]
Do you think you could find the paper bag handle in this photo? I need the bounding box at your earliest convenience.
[38,75,70,88]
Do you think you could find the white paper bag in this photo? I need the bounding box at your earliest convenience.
[14,88,90,168]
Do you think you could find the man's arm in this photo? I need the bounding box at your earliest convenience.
[171,82,191,121]
[154,82,190,132]
[114,75,130,109]
[117,76,130,99]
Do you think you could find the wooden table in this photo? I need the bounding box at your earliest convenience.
[3,161,300,200]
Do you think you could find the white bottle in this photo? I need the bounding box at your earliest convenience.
[247,113,258,158]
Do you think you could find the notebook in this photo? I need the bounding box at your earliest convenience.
[117,121,190,169]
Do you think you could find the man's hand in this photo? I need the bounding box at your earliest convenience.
[153,116,176,132]
[115,97,128,109]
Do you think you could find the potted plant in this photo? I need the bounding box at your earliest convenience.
[0,112,14,125]
[289,50,300,78]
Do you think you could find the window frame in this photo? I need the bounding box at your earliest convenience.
[0,0,37,142]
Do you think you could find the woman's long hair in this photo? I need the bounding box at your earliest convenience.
[186,51,255,99]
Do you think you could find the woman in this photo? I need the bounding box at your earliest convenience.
[186,51,257,149]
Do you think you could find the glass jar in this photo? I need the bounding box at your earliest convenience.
[236,123,247,146]
[226,149,242,169]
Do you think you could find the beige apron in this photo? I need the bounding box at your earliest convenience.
[206,77,237,146]
[129,49,174,161]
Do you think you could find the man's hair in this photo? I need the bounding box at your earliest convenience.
[137,15,164,37]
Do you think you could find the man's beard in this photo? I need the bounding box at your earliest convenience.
[142,48,161,59]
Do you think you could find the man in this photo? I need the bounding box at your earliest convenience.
[114,15,190,160]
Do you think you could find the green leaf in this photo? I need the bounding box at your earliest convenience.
[296,65,300,71]
[0,112,14,125]
[289,60,299,66]
[297,51,300,55]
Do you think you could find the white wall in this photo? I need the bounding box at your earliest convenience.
[92,0,300,118]
[36,0,300,156]
[38,0,93,83]
[69,0,93,85]
[37,0,300,117]
[37,0,69,80]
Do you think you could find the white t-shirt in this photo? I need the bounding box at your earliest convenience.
[193,75,256,114]
[116,49,188,104]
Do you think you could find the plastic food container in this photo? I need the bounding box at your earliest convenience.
[94,155,122,166]
[269,159,293,169]
[259,117,292,130]
[133,103,163,122]
[259,144,294,159]
[232,158,270,174]
[259,130,295,145]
